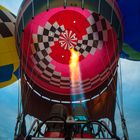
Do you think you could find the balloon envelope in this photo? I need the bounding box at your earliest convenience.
[16,0,123,123]
[18,6,119,96]
[118,0,140,61]
[0,6,19,88]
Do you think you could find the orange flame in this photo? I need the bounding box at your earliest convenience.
[69,49,86,108]
[69,48,80,86]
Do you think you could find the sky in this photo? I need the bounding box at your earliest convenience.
[0,0,140,140]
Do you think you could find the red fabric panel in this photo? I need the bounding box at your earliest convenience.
[74,133,94,138]
[21,7,118,95]
[44,132,64,138]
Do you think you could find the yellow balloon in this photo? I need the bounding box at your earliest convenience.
[0,5,19,88]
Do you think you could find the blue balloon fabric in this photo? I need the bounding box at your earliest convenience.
[117,0,140,60]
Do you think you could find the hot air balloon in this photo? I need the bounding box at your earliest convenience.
[0,5,19,88]
[14,0,128,140]
[118,0,140,61]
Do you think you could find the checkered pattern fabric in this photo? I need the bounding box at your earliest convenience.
[75,13,111,57]
[32,22,66,85]
[0,9,16,38]
[0,6,20,88]
[31,13,111,89]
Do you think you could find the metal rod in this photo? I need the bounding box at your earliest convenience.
[32,0,35,18]
[47,0,50,11]
[26,119,40,136]
[111,0,115,25]
[64,0,67,8]
[98,0,101,13]
[81,0,84,9]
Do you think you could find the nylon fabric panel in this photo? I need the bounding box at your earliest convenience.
[0,6,20,88]
[0,64,13,82]
[0,75,17,88]
[0,10,11,22]
[118,0,140,60]
[0,23,13,37]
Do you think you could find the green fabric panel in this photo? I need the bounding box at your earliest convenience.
[112,11,120,34]
[100,0,112,22]
[50,0,64,8]
[34,0,47,16]
[84,0,99,12]
[18,19,23,42]
[123,43,140,61]
[23,3,33,28]
[67,0,81,7]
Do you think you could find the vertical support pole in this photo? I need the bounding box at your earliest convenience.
[47,0,50,11]
[98,0,101,14]
[81,0,84,9]
[64,0,67,8]
[121,115,129,140]
[32,0,35,18]
[111,0,115,25]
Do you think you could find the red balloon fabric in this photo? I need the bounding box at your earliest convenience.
[21,7,118,95]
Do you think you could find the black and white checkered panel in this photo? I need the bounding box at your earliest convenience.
[75,13,111,57]
[32,22,65,48]
[0,9,16,38]
[31,21,67,87]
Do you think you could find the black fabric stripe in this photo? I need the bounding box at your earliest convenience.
[48,36,54,41]
[60,84,70,87]
[91,24,98,32]
[50,26,56,32]
[86,46,92,52]
[83,40,88,45]
[37,64,45,71]
[41,50,48,57]
[0,10,11,22]
[34,54,40,62]
[54,34,59,38]
[37,35,43,42]
[42,58,49,65]
[61,80,70,83]
[79,48,84,53]
[44,42,49,48]
[0,23,13,37]
[57,27,61,32]
[43,73,51,79]
[101,19,107,30]
[46,67,54,73]
[98,31,103,40]
[50,79,60,84]
[52,74,61,80]
[43,29,49,36]
[92,13,99,22]
[88,34,94,40]
[77,43,82,47]
[34,43,40,51]
[11,13,16,18]
[93,41,98,48]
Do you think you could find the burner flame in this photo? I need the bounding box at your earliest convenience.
[69,48,80,83]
